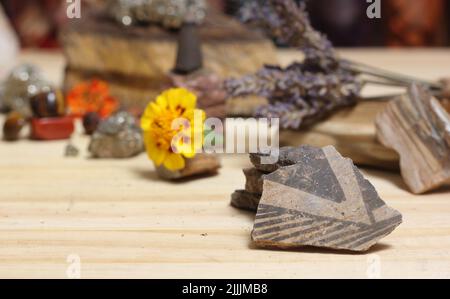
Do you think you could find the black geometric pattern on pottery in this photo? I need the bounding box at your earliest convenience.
[263,147,346,203]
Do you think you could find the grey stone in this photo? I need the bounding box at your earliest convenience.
[89,111,144,159]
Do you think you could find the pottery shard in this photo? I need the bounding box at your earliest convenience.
[250,146,308,173]
[231,190,261,212]
[252,145,402,252]
[376,84,450,194]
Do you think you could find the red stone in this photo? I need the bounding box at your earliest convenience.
[31,117,75,140]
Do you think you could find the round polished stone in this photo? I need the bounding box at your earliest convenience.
[3,112,27,141]
[30,90,65,118]
[83,112,101,135]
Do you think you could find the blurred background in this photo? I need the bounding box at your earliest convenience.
[0,0,449,48]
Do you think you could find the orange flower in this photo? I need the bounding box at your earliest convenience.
[66,79,119,118]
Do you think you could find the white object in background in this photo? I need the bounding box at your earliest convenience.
[0,5,19,75]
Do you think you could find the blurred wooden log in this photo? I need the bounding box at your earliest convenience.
[376,84,450,194]
[61,11,277,110]
[279,100,400,170]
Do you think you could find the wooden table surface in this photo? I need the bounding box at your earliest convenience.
[1,49,450,279]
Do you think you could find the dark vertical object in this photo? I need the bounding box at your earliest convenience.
[174,23,203,75]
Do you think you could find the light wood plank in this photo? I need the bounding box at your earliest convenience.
[1,49,450,278]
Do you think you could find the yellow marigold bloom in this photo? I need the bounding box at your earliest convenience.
[141,88,205,171]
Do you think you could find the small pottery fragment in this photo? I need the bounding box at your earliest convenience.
[231,190,261,212]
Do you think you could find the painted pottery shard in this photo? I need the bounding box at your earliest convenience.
[252,145,402,252]
[156,154,221,180]
[376,84,450,194]
[250,146,308,173]
[231,190,261,212]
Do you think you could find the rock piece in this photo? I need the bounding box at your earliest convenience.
[376,84,450,194]
[251,145,402,252]
[30,117,74,141]
[231,190,261,212]
[65,143,80,157]
[88,111,144,159]
[3,112,26,141]
[156,154,221,180]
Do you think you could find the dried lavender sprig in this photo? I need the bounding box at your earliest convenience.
[239,0,338,70]
[240,0,443,93]
[225,63,362,129]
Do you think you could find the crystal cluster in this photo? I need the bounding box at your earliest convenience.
[107,0,207,28]
[225,0,362,130]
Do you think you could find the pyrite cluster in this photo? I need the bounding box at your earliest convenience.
[107,0,207,28]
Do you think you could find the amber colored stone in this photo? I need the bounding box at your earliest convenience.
[30,117,74,140]
[3,112,27,141]
[82,112,100,135]
[30,90,65,118]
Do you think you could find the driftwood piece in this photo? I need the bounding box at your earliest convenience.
[156,154,221,180]
[376,84,450,194]
[252,145,402,252]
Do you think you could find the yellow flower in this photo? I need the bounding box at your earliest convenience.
[141,88,205,171]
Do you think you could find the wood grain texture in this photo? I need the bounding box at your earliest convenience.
[1,50,450,278]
